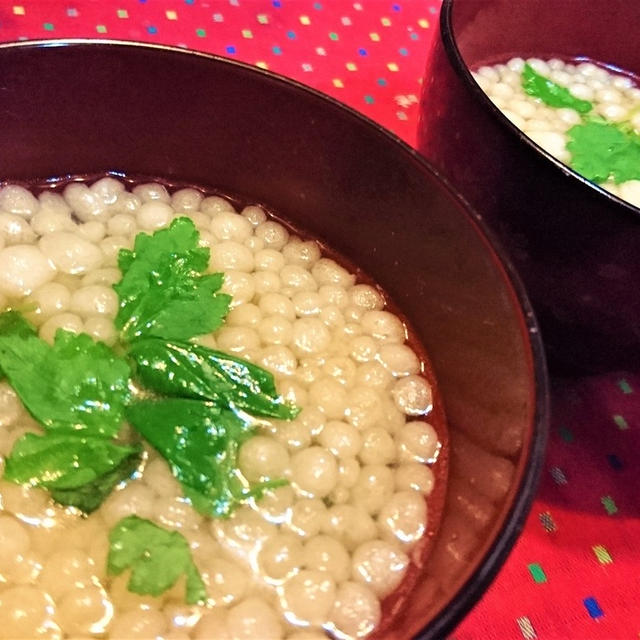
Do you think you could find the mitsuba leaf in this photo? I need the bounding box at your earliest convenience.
[4,432,142,513]
[567,119,640,184]
[113,217,231,342]
[126,398,285,518]
[0,314,131,437]
[108,515,207,604]
[522,63,593,113]
[129,338,300,420]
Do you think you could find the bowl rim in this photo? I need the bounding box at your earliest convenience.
[440,0,640,222]
[0,37,550,638]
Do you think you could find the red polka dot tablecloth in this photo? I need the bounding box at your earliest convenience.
[1,2,639,639]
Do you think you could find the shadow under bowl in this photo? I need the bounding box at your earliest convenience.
[0,40,548,638]
[418,0,640,375]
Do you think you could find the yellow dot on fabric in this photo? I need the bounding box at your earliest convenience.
[387,62,399,72]
[256,61,269,69]
[369,32,380,41]
[333,78,344,88]
[257,14,269,24]
[242,29,253,38]
[418,18,430,28]
[166,10,178,20]
[346,62,357,71]
[116,9,128,18]
[300,15,311,25]
[13,6,25,15]
[381,17,391,26]
[96,24,107,33]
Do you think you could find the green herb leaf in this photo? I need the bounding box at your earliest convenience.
[522,63,593,113]
[4,432,142,513]
[129,338,299,420]
[0,313,131,437]
[113,217,231,342]
[108,515,207,604]
[126,398,285,518]
[567,119,640,184]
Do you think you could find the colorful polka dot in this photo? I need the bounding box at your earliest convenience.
[315,47,327,55]
[346,62,357,71]
[147,24,158,34]
[43,22,54,30]
[95,24,107,33]
[618,378,633,394]
[257,14,269,24]
[387,62,399,71]
[12,6,25,16]
[364,94,374,104]
[516,617,537,640]
[242,29,253,38]
[272,45,282,55]
[613,414,628,430]
[601,495,618,515]
[527,563,547,584]
[116,9,128,18]
[539,511,557,533]
[381,17,391,26]
[213,13,223,22]
[195,27,206,37]
[333,78,344,88]
[418,18,430,28]
[166,10,177,20]
[592,545,613,565]
[370,32,380,41]
[300,15,311,25]
[341,16,352,25]
[583,597,604,619]
[255,61,268,69]
[67,7,78,17]
[329,32,339,41]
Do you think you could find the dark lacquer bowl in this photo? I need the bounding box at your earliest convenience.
[418,0,640,375]
[0,40,548,639]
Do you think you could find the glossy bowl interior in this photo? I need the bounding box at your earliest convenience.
[0,40,548,638]
[418,0,640,375]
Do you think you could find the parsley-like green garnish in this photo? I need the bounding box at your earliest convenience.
[108,515,207,604]
[0,312,130,437]
[4,433,142,513]
[126,398,285,518]
[567,119,640,184]
[129,338,300,420]
[522,62,593,114]
[114,217,231,342]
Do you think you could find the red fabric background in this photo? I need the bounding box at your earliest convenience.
[1,1,638,637]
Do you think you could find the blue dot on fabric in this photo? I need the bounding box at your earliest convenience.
[364,95,375,104]
[377,77,387,86]
[607,453,623,470]
[286,30,296,39]
[272,45,282,55]
[410,32,419,40]
[392,3,401,10]
[583,597,604,619]
[184,0,195,4]
[358,48,367,56]
[147,25,157,34]
[399,47,409,56]
[313,2,323,9]
[272,0,281,6]
[226,45,236,54]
